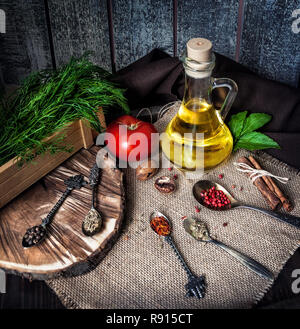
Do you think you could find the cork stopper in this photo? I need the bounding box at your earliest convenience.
[187,38,212,62]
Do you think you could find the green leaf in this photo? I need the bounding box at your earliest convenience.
[228,111,248,140]
[234,131,280,151]
[240,113,272,135]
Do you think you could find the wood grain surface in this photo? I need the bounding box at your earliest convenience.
[177,0,239,60]
[1,1,299,86]
[0,146,125,280]
[0,0,53,84]
[111,0,173,70]
[47,0,111,70]
[239,0,300,87]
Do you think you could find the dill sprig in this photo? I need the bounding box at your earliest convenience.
[0,54,129,166]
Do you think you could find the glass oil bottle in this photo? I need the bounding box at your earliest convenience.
[161,38,238,171]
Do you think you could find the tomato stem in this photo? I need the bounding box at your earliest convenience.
[117,122,140,130]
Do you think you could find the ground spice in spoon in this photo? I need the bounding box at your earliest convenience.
[150,216,171,236]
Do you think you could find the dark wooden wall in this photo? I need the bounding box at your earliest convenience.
[0,0,299,87]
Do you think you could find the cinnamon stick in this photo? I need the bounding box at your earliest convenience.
[248,155,293,212]
[237,157,281,210]
[248,156,276,193]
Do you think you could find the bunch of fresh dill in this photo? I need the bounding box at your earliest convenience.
[0,54,129,166]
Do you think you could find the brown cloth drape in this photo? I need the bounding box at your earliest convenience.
[115,49,300,169]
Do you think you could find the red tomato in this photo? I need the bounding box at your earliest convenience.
[104,115,158,162]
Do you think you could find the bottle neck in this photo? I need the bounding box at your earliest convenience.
[181,53,215,107]
[182,73,212,105]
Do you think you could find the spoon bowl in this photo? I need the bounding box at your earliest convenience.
[82,208,102,236]
[192,179,300,229]
[183,217,211,242]
[193,180,239,210]
[150,211,172,235]
[22,224,47,248]
[183,217,274,280]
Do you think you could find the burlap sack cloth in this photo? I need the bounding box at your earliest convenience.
[46,103,300,308]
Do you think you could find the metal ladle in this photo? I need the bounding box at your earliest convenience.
[150,211,206,299]
[193,180,300,229]
[183,217,273,280]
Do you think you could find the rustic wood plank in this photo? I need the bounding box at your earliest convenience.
[112,0,173,71]
[239,0,300,87]
[92,107,107,139]
[0,0,53,84]
[0,146,125,280]
[79,119,93,149]
[177,0,239,60]
[47,0,111,71]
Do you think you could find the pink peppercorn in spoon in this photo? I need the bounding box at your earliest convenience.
[193,180,300,229]
[198,185,231,210]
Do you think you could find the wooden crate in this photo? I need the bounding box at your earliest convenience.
[0,110,106,209]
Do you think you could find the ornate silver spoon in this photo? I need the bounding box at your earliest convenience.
[193,180,300,229]
[22,175,86,248]
[150,211,206,299]
[183,217,273,280]
[82,164,102,236]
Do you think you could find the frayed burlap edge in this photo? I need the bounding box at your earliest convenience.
[252,239,300,306]
[250,151,300,306]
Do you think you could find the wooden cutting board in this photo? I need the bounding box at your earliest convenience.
[0,146,125,280]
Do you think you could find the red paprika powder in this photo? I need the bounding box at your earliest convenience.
[150,216,171,236]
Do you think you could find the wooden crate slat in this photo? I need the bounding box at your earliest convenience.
[91,107,107,139]
[0,126,82,191]
[0,110,106,209]
[79,119,93,149]
[0,127,85,208]
[0,121,81,184]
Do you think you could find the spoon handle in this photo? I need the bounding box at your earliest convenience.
[42,188,72,226]
[164,236,193,278]
[238,204,300,229]
[211,239,273,280]
[90,164,100,208]
[41,175,85,227]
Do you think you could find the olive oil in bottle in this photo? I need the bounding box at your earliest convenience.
[161,38,237,171]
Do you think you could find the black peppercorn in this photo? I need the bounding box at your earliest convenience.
[22,225,47,247]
